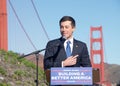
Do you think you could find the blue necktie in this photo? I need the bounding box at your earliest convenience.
[66,41,71,57]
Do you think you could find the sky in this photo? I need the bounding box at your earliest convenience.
[7,0,120,65]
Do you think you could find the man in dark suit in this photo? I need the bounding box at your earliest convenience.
[44,16,91,86]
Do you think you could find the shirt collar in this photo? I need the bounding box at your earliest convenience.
[65,36,74,44]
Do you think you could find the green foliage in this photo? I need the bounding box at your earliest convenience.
[0,50,47,86]
[0,83,11,86]
[0,66,6,75]
[0,50,19,64]
[20,59,36,69]
[14,70,25,77]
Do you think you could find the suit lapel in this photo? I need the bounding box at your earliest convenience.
[58,37,67,59]
[72,39,79,56]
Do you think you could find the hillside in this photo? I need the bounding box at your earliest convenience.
[0,50,47,86]
[105,63,120,84]
[0,50,120,86]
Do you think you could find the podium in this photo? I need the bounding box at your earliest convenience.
[45,68,100,86]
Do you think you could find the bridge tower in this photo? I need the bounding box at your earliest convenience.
[90,26,105,84]
[0,0,8,50]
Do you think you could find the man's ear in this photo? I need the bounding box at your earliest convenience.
[72,27,75,32]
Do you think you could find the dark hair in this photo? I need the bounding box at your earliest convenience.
[59,16,76,27]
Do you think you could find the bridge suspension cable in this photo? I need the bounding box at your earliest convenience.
[8,0,37,50]
[30,0,50,40]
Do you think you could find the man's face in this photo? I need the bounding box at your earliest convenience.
[60,21,75,39]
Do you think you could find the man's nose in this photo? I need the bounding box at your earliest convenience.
[62,27,66,31]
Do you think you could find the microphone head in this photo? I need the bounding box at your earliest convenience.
[61,36,66,45]
[62,36,67,40]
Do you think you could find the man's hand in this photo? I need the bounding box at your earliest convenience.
[62,55,79,67]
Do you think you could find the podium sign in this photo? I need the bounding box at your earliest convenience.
[51,67,93,85]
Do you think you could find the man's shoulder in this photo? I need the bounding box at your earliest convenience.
[74,39,86,45]
[48,38,60,43]
[47,38,61,46]
[74,39,88,49]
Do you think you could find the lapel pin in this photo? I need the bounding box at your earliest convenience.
[76,45,78,48]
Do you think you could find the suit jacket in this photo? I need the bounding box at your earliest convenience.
[44,37,91,70]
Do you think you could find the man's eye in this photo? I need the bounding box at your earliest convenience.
[65,26,69,29]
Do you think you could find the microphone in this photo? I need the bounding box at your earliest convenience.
[59,36,66,47]
[62,36,67,42]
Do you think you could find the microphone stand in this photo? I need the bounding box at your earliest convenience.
[21,48,45,86]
